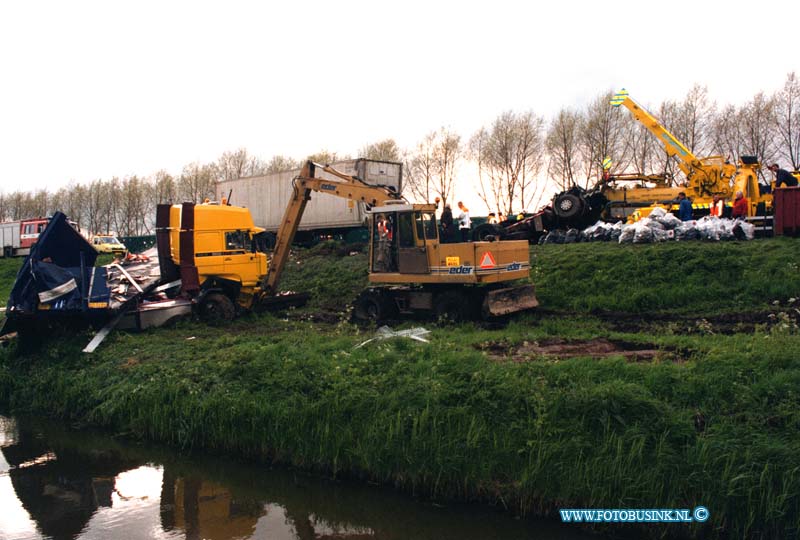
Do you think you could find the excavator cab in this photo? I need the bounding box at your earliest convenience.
[369,203,438,275]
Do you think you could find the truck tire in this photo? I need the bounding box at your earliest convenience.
[353,289,396,323]
[553,193,584,219]
[200,293,235,324]
[472,223,505,242]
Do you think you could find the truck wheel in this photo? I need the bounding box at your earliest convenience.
[553,193,584,219]
[472,223,505,242]
[353,290,395,323]
[435,290,471,323]
[200,293,235,324]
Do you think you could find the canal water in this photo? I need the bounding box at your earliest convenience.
[0,415,597,540]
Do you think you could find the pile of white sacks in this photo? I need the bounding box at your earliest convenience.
[540,207,756,244]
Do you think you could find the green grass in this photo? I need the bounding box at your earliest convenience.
[0,257,22,309]
[532,238,800,314]
[1,239,800,539]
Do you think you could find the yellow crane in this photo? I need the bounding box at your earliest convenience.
[609,89,771,217]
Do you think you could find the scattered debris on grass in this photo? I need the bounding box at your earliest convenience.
[354,326,431,349]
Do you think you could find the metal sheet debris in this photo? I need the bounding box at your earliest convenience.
[354,326,431,349]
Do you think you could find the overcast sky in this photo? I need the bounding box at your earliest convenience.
[1,0,798,206]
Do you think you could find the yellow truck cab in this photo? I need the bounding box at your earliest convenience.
[168,203,268,314]
[92,234,127,256]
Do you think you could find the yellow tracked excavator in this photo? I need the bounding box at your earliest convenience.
[263,161,538,321]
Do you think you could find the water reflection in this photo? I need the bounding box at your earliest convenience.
[0,415,595,540]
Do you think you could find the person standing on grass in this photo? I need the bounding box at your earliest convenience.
[457,201,471,242]
[677,192,693,221]
[732,190,748,219]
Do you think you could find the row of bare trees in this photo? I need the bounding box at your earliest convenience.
[2,74,798,233]
[0,149,302,235]
[401,73,800,216]
[545,75,800,192]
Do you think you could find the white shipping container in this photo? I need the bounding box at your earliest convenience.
[1,221,21,257]
[216,159,402,233]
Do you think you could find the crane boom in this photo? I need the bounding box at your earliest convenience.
[611,89,735,198]
[262,160,403,294]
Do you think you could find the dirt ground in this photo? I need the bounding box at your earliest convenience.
[598,308,800,335]
[476,337,687,363]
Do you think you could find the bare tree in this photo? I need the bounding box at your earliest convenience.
[622,109,659,175]
[651,100,684,180]
[359,138,401,162]
[107,177,122,234]
[432,128,461,208]
[404,132,437,203]
[672,84,715,156]
[178,162,216,203]
[6,192,35,220]
[265,155,301,173]
[774,72,800,170]
[470,110,546,214]
[580,91,630,187]
[739,92,778,172]
[545,108,581,191]
[307,150,350,165]
[84,180,104,234]
[151,170,177,204]
[405,129,461,206]
[51,183,87,228]
[115,176,151,235]
[32,190,49,217]
[710,103,744,162]
[215,148,267,181]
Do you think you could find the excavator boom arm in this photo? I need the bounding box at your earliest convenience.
[262,161,402,294]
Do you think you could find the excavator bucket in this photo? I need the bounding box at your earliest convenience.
[482,284,539,317]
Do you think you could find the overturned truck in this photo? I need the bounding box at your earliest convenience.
[1,212,191,348]
[0,207,304,351]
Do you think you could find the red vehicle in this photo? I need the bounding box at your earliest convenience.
[20,218,48,249]
[1,217,79,257]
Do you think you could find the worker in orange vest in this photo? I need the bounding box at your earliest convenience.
[709,195,724,217]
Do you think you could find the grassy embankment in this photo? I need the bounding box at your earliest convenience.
[1,238,800,539]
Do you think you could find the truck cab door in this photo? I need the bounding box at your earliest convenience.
[194,231,226,282]
[222,230,260,287]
